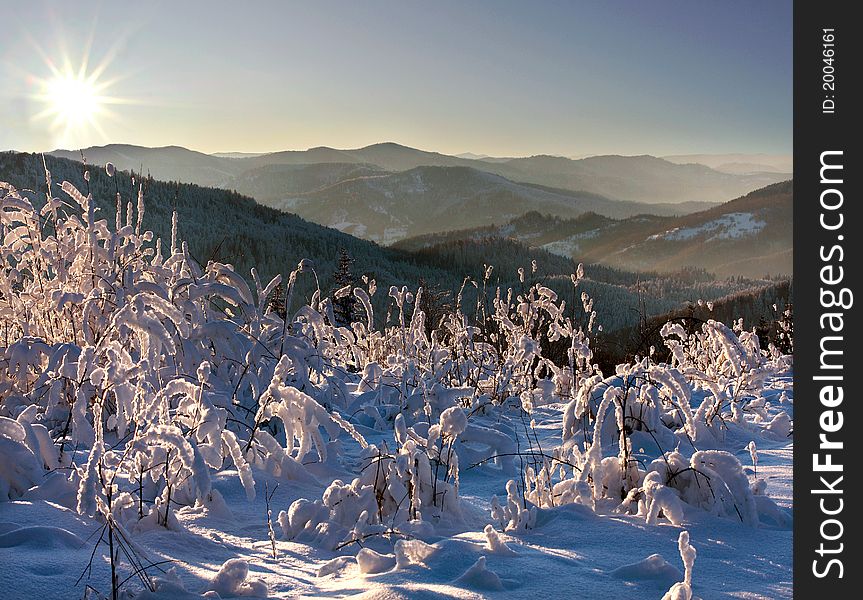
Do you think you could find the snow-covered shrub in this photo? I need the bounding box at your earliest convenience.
[279,409,467,549]
[0,175,365,513]
[209,558,268,598]
[0,415,48,500]
[661,319,790,431]
[490,479,537,532]
[616,448,757,526]
[506,308,791,527]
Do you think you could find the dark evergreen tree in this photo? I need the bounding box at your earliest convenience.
[268,282,287,319]
[774,303,794,353]
[332,248,358,326]
[417,277,453,338]
[755,315,771,348]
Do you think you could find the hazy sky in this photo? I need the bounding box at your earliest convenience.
[0,0,792,157]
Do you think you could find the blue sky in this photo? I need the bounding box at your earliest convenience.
[0,0,792,156]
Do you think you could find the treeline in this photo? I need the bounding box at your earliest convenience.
[593,279,793,370]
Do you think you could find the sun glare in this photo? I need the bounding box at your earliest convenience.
[31,55,124,148]
[44,72,102,127]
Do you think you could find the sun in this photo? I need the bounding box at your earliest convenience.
[31,57,124,148]
[43,71,102,129]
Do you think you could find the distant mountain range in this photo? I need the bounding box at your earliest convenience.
[395,180,792,278]
[44,142,791,250]
[48,142,790,207]
[662,153,793,175]
[49,144,241,188]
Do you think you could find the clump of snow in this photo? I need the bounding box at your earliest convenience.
[764,411,793,438]
[482,524,518,556]
[316,556,356,577]
[438,406,468,438]
[277,498,328,540]
[0,417,44,500]
[453,556,503,591]
[200,489,234,520]
[393,538,438,568]
[316,556,354,578]
[610,553,682,582]
[356,548,397,574]
[641,470,686,526]
[748,441,758,473]
[209,558,268,597]
[491,480,536,532]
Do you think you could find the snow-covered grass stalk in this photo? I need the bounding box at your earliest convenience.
[265,482,279,560]
[662,531,699,600]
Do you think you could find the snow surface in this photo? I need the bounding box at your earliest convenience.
[0,376,793,599]
[648,213,766,242]
[542,229,602,257]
